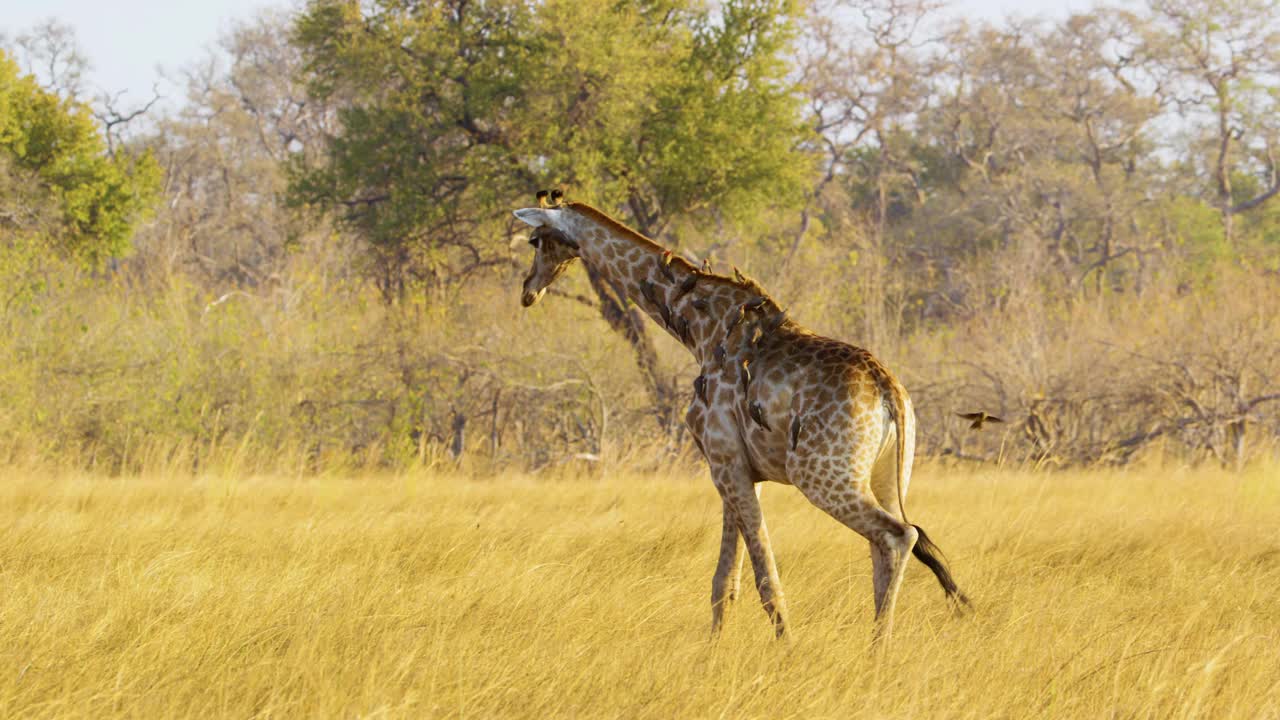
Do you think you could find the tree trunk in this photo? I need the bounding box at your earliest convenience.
[583,264,679,435]
[1215,94,1235,247]
[1226,419,1246,471]
[450,412,466,460]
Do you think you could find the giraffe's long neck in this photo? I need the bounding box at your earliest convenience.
[559,205,763,366]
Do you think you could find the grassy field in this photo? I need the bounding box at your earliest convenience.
[1,462,1278,719]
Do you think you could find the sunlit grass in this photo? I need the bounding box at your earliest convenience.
[1,462,1278,718]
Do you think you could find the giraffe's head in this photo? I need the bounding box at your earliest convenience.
[513,206,579,307]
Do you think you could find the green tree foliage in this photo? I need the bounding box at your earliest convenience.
[0,50,160,267]
[289,0,813,435]
[289,0,811,294]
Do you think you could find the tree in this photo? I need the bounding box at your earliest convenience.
[1135,0,1280,246]
[289,0,812,432]
[795,0,942,342]
[7,18,89,101]
[0,50,160,267]
[134,10,341,286]
[900,13,1165,307]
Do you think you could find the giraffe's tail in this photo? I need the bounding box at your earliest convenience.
[871,360,971,609]
[910,524,971,607]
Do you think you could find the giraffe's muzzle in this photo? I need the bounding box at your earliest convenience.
[521,288,545,307]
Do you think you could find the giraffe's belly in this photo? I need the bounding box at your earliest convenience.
[735,377,795,484]
[686,371,747,468]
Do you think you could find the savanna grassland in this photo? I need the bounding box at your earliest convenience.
[3,462,1278,719]
[4,2,1280,717]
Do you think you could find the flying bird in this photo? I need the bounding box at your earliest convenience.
[958,411,1004,430]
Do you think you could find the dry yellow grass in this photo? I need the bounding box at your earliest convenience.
[1,462,1278,719]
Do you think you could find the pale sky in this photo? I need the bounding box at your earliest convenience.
[1,0,277,107]
[1,0,1089,109]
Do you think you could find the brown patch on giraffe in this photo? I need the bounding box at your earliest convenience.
[691,431,707,457]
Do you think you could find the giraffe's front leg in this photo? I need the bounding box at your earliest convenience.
[691,404,780,637]
[714,469,788,638]
[710,497,744,636]
[690,404,747,635]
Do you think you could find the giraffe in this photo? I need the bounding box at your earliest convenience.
[513,193,969,642]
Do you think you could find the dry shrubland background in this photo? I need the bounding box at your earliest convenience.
[2,0,1280,472]
[3,0,1280,474]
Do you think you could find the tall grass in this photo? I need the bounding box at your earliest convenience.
[2,462,1277,718]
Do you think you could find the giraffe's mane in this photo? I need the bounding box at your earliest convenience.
[566,202,781,307]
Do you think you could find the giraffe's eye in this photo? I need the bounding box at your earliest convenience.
[529,236,541,249]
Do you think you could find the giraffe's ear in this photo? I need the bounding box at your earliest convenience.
[513,208,555,227]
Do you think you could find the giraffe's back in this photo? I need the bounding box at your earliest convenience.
[732,327,902,485]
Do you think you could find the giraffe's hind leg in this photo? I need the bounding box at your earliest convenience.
[868,521,918,641]
[792,471,917,642]
[870,427,970,612]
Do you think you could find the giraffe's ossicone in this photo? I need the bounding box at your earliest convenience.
[514,195,969,642]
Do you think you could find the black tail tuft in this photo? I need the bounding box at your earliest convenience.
[911,525,971,607]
